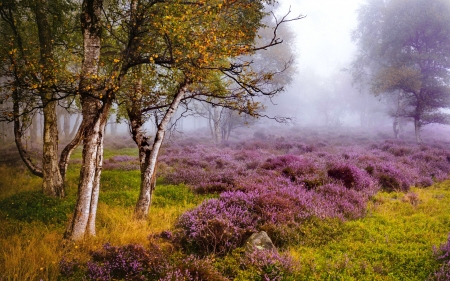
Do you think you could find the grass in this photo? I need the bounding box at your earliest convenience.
[290,183,450,280]
[0,152,449,280]
[0,160,211,281]
[70,146,138,161]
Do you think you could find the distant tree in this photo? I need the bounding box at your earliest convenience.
[352,0,450,143]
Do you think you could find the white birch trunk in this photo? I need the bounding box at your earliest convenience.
[134,85,187,219]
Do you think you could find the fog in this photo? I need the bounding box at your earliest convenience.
[264,0,365,126]
[144,0,449,141]
[6,0,449,144]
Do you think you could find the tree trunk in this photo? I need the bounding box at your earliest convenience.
[414,118,422,144]
[65,100,108,240]
[64,0,107,241]
[63,110,71,140]
[213,106,222,143]
[129,115,155,220]
[134,83,188,220]
[30,113,39,147]
[29,0,65,197]
[13,90,43,178]
[42,97,64,197]
[393,117,399,139]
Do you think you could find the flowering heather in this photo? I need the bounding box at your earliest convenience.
[160,255,228,281]
[239,250,297,281]
[326,161,377,192]
[103,155,139,171]
[434,234,450,263]
[176,192,259,255]
[430,234,450,281]
[85,243,168,281]
[59,256,80,277]
[431,263,450,281]
[177,182,372,255]
[154,128,450,256]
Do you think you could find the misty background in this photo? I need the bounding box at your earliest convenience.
[4,0,449,143]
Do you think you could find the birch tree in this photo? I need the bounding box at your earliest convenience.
[120,2,302,220]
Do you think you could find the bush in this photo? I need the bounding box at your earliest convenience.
[373,162,412,192]
[161,256,228,281]
[176,192,259,256]
[85,243,168,281]
[327,163,376,192]
[430,234,450,281]
[236,250,297,281]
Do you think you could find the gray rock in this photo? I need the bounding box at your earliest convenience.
[244,231,276,253]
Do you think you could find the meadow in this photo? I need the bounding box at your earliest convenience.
[1,126,450,280]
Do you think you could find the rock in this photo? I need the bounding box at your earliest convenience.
[244,231,276,253]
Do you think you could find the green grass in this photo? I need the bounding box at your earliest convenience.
[290,184,450,280]
[70,147,138,160]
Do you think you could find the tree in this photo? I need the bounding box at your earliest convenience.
[0,0,80,197]
[352,0,450,142]
[118,1,302,220]
[0,0,300,240]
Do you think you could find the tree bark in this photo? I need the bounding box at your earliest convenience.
[30,113,39,146]
[213,106,222,143]
[134,83,188,220]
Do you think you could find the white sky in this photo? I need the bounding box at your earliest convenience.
[279,0,364,76]
[261,0,366,123]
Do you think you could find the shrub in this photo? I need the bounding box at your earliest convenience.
[85,243,168,281]
[59,256,82,278]
[161,256,228,281]
[176,192,259,256]
[236,250,297,281]
[373,162,412,192]
[327,163,375,192]
[315,184,368,219]
[434,234,450,263]
[261,155,302,171]
[430,234,450,281]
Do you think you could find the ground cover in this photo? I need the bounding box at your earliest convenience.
[0,128,450,280]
